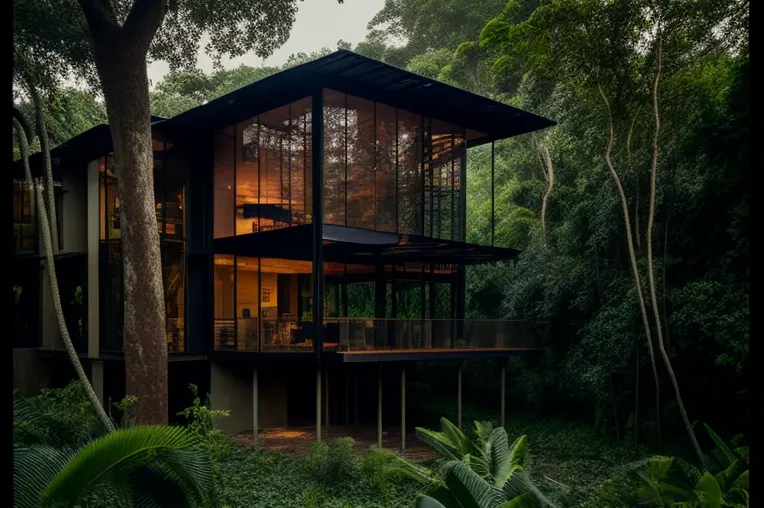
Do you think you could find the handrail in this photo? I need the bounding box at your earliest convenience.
[214,317,537,353]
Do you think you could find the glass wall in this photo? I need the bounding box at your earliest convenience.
[98,137,187,353]
[213,97,312,239]
[12,181,37,253]
[322,89,466,241]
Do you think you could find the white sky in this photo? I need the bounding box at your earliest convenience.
[147,0,385,87]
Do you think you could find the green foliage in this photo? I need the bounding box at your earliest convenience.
[13,381,107,448]
[14,425,212,508]
[217,445,419,508]
[594,425,749,507]
[177,383,232,464]
[310,437,359,487]
[394,417,554,507]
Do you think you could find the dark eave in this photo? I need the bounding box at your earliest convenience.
[156,50,555,144]
[212,224,520,265]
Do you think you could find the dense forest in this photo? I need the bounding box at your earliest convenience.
[15,0,748,459]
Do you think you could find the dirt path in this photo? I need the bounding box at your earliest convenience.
[231,424,436,461]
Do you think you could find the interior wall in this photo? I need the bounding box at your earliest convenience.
[61,167,87,254]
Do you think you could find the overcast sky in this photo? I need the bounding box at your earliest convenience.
[147,0,385,87]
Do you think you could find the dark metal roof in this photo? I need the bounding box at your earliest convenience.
[213,225,520,265]
[13,116,167,180]
[158,50,555,144]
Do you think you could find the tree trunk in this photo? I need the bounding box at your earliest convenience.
[539,142,555,247]
[35,181,115,432]
[96,47,168,425]
[644,36,704,465]
[30,87,59,254]
[598,83,661,448]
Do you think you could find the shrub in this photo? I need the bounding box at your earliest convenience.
[360,447,400,498]
[301,484,328,508]
[309,437,358,486]
[177,383,231,463]
[13,381,105,447]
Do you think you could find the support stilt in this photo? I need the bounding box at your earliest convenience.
[345,370,349,425]
[316,366,322,442]
[377,365,383,449]
[324,368,330,430]
[457,362,462,429]
[253,367,259,445]
[401,364,406,452]
[500,363,506,428]
[354,378,359,424]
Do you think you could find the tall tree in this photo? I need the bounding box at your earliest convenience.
[13,0,330,424]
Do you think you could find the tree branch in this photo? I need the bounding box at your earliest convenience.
[598,82,662,449]
[123,0,169,49]
[77,0,122,45]
[644,30,705,467]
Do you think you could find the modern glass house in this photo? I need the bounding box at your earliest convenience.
[12,50,554,447]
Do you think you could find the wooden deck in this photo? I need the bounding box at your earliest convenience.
[231,425,437,461]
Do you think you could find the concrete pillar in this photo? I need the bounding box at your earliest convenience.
[253,367,259,445]
[324,368,330,430]
[377,365,383,449]
[344,370,349,425]
[500,363,506,428]
[401,364,406,451]
[354,378,359,424]
[457,362,462,429]
[86,159,100,359]
[316,365,322,442]
[91,360,104,404]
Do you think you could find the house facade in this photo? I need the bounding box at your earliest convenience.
[11,51,553,447]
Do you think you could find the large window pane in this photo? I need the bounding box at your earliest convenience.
[346,95,375,230]
[375,103,396,232]
[324,90,346,226]
[213,254,235,349]
[397,109,421,235]
[236,256,260,351]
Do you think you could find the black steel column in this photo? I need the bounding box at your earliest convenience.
[374,263,386,349]
[312,90,324,359]
[186,134,214,355]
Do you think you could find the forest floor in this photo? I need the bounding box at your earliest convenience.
[216,413,648,507]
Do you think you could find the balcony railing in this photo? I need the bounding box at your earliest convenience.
[213,318,537,353]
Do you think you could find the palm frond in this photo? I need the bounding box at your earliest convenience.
[13,444,74,508]
[40,426,212,508]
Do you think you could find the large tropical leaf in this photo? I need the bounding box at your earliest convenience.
[440,460,504,508]
[440,418,472,457]
[416,495,448,508]
[391,454,439,486]
[484,427,510,483]
[703,424,736,466]
[694,472,723,508]
[22,426,213,508]
[416,418,472,463]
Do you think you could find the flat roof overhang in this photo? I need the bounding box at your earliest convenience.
[213,224,520,265]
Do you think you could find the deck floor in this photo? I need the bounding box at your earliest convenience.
[231,425,437,461]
